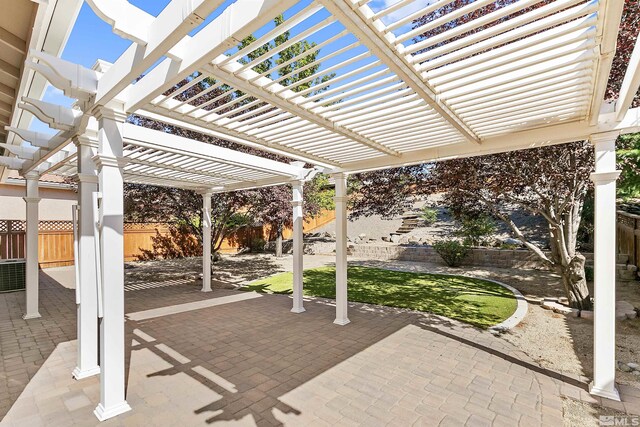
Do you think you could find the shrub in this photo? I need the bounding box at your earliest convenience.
[585,266,594,282]
[137,224,201,261]
[248,237,266,253]
[455,215,496,247]
[433,240,469,267]
[420,206,438,225]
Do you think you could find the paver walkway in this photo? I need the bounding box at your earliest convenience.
[1,263,638,426]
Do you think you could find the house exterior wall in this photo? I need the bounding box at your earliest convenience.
[0,183,76,221]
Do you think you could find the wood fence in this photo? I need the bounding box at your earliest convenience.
[618,211,640,269]
[0,209,336,268]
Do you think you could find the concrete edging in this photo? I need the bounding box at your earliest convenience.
[485,279,528,332]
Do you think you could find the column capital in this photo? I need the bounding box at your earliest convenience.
[590,170,621,184]
[93,105,127,123]
[196,189,214,197]
[24,171,39,180]
[72,173,99,184]
[590,130,620,146]
[291,179,305,189]
[92,154,128,170]
[331,172,349,179]
[22,197,41,204]
[73,134,99,149]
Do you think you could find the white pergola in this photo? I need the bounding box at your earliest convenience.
[1,0,640,421]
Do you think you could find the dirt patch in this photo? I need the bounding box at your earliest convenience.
[563,398,629,426]
[502,305,583,377]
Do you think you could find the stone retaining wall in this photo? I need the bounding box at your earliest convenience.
[344,244,595,270]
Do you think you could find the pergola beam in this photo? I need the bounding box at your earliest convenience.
[318,0,480,145]
[121,123,302,177]
[332,107,640,174]
[588,0,625,125]
[92,0,226,107]
[138,108,340,167]
[615,33,640,121]
[124,0,297,112]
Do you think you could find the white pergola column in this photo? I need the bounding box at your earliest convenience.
[291,180,305,313]
[93,105,131,421]
[72,135,101,380]
[589,131,622,401]
[201,191,212,293]
[22,171,40,320]
[333,173,349,325]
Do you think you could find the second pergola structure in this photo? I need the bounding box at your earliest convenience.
[1,0,640,421]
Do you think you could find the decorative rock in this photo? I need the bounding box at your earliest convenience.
[617,301,635,311]
[616,301,637,320]
[616,312,629,321]
[558,297,569,305]
[541,301,573,315]
[381,236,391,242]
[524,295,544,305]
[570,308,580,317]
[634,371,640,376]
[580,310,594,320]
[358,233,367,239]
[619,363,633,373]
[627,362,639,370]
[390,234,401,244]
[502,238,522,246]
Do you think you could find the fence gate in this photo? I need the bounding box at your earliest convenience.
[0,220,26,260]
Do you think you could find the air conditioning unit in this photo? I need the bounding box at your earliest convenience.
[0,259,26,293]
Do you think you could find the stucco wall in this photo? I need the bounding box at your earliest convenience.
[0,184,76,221]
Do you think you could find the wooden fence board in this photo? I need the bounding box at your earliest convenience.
[0,209,337,266]
[618,211,640,269]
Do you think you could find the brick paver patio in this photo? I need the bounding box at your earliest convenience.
[1,265,639,426]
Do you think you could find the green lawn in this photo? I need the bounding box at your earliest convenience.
[242,266,517,328]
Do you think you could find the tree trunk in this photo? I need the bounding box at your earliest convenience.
[558,254,592,310]
[275,224,283,258]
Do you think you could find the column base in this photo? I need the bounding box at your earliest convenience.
[22,312,41,320]
[589,382,621,401]
[291,307,306,314]
[72,366,101,380]
[334,318,350,326]
[94,401,132,421]
[201,287,212,293]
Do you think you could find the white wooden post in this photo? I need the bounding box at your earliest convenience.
[202,191,212,292]
[291,181,305,313]
[72,134,101,380]
[23,171,40,320]
[589,131,621,401]
[333,173,349,325]
[93,105,131,421]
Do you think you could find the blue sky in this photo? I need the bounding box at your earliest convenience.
[32,0,427,134]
